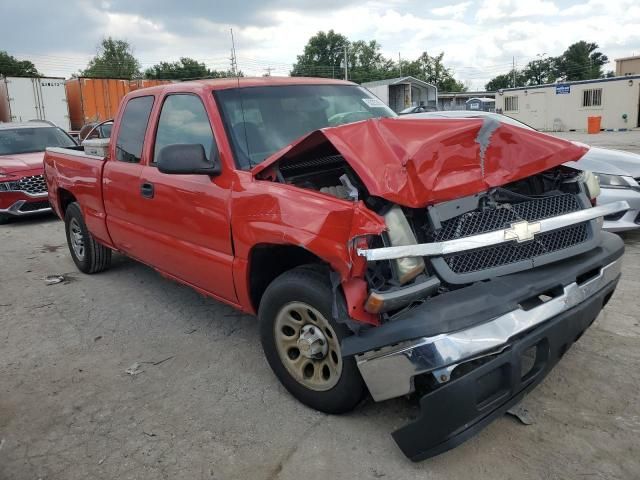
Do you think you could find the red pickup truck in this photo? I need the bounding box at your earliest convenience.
[44,77,627,461]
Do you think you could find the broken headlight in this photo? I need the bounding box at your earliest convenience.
[383,206,425,284]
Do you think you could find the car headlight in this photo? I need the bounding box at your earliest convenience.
[594,173,639,191]
[383,206,425,284]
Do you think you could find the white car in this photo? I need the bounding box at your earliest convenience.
[404,111,640,232]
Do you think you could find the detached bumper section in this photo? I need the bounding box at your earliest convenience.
[345,227,624,461]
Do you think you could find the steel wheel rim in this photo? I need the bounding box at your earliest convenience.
[69,217,85,260]
[274,301,343,391]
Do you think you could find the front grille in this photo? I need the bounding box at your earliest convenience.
[430,193,589,276]
[19,200,50,212]
[431,194,581,242]
[444,223,589,274]
[17,175,47,195]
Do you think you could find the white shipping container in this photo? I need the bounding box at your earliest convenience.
[0,76,70,131]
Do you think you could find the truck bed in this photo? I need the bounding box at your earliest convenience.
[44,146,111,246]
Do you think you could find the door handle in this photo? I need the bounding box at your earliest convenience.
[140,181,154,199]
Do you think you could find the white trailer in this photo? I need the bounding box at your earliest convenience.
[0,76,70,131]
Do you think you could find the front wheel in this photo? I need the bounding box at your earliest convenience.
[0,214,10,225]
[64,202,112,274]
[259,266,366,414]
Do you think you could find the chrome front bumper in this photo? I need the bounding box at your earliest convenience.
[0,198,52,216]
[357,200,629,261]
[356,258,622,402]
[599,188,640,232]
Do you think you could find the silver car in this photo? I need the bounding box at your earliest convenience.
[403,111,640,232]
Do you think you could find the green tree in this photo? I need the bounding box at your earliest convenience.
[555,41,608,81]
[521,57,557,85]
[485,69,526,91]
[401,52,466,92]
[291,30,349,78]
[0,51,41,77]
[81,37,141,79]
[347,40,396,83]
[144,57,238,80]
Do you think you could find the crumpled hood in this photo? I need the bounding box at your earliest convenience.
[0,151,45,175]
[253,117,589,208]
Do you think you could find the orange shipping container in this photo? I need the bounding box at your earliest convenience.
[65,78,133,130]
[129,79,173,91]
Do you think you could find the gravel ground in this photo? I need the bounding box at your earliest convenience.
[1,132,640,479]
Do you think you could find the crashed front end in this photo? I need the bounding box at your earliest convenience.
[254,117,627,460]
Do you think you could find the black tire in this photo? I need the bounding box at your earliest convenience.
[259,265,366,414]
[0,214,10,225]
[64,202,111,274]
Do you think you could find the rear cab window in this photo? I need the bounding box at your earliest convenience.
[115,96,154,163]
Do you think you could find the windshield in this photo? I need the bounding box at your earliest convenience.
[0,127,76,155]
[215,84,396,169]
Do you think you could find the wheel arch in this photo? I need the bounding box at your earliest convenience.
[248,243,328,312]
[57,188,77,216]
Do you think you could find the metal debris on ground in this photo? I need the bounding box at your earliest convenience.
[125,356,175,376]
[45,275,65,285]
[506,403,535,425]
[125,362,144,376]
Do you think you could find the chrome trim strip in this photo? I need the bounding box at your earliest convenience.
[0,200,52,216]
[46,146,105,161]
[357,201,630,261]
[356,258,622,401]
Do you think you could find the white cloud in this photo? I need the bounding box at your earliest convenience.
[476,0,559,22]
[10,0,640,90]
[432,1,472,19]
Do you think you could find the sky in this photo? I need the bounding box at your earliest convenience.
[1,0,638,89]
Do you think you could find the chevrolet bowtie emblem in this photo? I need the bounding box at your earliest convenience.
[504,221,541,243]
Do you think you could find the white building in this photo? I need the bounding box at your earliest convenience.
[362,76,437,113]
[495,75,640,131]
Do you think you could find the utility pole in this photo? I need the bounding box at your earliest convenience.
[512,56,516,88]
[230,28,238,77]
[344,45,348,81]
[398,52,402,76]
[264,67,273,77]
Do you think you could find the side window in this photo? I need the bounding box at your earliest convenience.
[115,96,154,163]
[153,94,216,163]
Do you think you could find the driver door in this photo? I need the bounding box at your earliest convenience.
[136,93,236,302]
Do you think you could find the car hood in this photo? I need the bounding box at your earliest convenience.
[253,117,588,208]
[0,151,45,175]
[568,145,640,178]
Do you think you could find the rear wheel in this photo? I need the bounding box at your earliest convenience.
[259,266,365,413]
[64,202,111,273]
[0,214,10,225]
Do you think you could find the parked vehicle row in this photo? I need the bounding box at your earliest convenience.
[42,77,628,460]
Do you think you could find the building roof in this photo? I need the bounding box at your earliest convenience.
[439,91,496,97]
[361,76,437,90]
[466,97,495,103]
[615,55,640,62]
[498,74,640,93]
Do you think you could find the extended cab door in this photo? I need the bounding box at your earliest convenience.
[135,93,236,302]
[103,95,155,255]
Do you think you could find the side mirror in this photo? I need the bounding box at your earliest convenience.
[157,144,221,176]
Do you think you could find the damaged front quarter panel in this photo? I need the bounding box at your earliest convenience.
[231,173,385,326]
